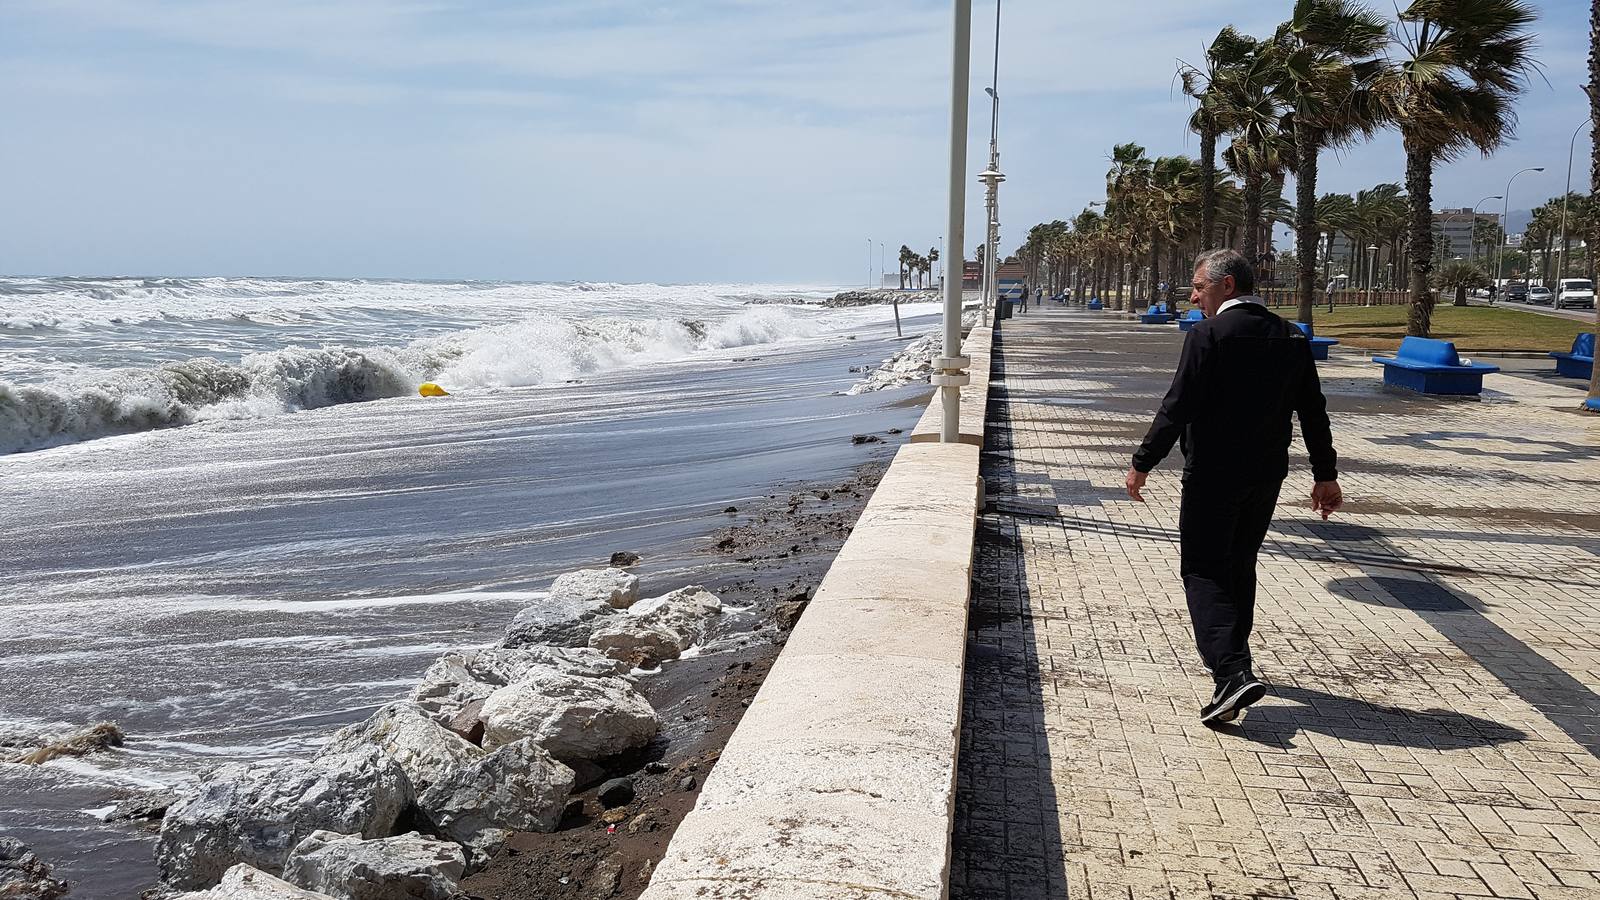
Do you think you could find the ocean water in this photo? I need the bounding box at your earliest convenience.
[0,277,938,897]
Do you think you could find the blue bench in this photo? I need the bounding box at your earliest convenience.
[1177,308,1204,332]
[1373,336,1500,396]
[1293,322,1340,360]
[1140,303,1172,325]
[1549,333,1595,380]
[1087,298,1104,311]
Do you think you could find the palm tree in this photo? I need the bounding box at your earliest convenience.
[1354,183,1407,291]
[1151,156,1202,292]
[928,247,940,286]
[1374,0,1539,337]
[1589,0,1600,404]
[1270,0,1388,325]
[1436,260,1490,307]
[1471,217,1501,266]
[897,245,914,289]
[1315,193,1358,286]
[1179,27,1257,248]
[1106,143,1155,307]
[1215,41,1293,268]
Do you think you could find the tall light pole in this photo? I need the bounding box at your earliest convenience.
[934,0,973,444]
[1366,245,1379,307]
[978,0,1003,326]
[1559,118,1593,281]
[1495,166,1544,302]
[1467,195,1502,266]
[866,238,873,288]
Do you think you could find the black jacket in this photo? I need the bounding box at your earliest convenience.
[1132,301,1337,484]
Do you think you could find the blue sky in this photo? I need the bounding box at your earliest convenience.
[0,0,1590,283]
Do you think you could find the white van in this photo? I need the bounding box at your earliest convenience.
[1556,278,1596,310]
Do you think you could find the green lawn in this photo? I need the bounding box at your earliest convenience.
[1291,304,1595,353]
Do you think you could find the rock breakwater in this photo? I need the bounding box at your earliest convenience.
[149,565,729,898]
[823,289,940,308]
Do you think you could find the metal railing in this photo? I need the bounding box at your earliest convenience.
[1259,287,1411,308]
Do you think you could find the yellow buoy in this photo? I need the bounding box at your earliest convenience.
[418,382,450,397]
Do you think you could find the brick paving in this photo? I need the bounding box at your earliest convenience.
[952,307,1600,900]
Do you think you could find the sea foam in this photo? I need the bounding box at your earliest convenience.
[0,306,824,454]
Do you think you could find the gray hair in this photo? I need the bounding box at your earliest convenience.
[1194,248,1255,296]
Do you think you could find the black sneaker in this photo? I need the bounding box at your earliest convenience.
[1200,674,1266,724]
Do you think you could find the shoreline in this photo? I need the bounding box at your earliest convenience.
[460,448,909,898]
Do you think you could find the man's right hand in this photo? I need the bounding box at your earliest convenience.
[1311,480,1343,520]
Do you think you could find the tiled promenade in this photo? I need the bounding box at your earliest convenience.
[952,307,1600,900]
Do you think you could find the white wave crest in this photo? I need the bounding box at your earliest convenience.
[1,306,826,454]
[0,349,421,454]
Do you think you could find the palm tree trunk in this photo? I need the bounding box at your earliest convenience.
[1294,129,1319,325]
[1149,231,1161,305]
[1405,145,1437,337]
[1592,0,1600,402]
[1199,124,1217,248]
[1241,170,1263,262]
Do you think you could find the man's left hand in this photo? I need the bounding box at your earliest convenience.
[1125,468,1148,502]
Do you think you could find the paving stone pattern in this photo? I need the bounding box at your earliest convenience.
[952,307,1600,900]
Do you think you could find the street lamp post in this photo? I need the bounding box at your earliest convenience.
[1559,118,1594,282]
[978,1,1003,328]
[1366,245,1379,307]
[1469,195,1502,266]
[933,0,973,444]
[1495,166,1544,303]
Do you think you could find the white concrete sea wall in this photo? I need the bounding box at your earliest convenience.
[639,324,994,899]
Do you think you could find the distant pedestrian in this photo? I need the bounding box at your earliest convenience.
[1125,249,1342,725]
[1325,277,1337,314]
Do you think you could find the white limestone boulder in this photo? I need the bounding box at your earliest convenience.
[321,703,478,794]
[171,864,338,899]
[320,703,572,865]
[588,617,687,667]
[418,738,572,865]
[630,586,724,648]
[549,567,641,609]
[282,831,464,900]
[499,597,617,649]
[410,647,631,724]
[480,670,658,764]
[155,748,411,890]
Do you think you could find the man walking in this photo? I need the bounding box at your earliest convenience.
[1124,249,1342,724]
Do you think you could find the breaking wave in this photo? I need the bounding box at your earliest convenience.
[0,307,822,454]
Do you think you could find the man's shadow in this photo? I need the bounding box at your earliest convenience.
[1209,684,1526,751]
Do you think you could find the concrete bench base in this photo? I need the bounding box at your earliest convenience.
[1139,313,1172,325]
[1551,353,1594,380]
[1308,337,1339,361]
[1587,396,1600,413]
[1378,363,1495,396]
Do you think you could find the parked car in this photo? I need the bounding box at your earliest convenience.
[1556,278,1596,309]
[1503,281,1529,303]
[1528,285,1553,305]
